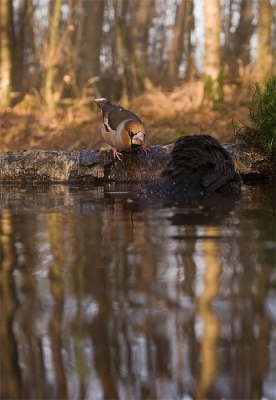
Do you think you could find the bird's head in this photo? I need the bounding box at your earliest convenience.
[118,120,146,150]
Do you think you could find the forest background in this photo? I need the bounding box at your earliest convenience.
[0,0,275,152]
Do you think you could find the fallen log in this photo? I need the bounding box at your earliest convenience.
[0,145,173,183]
[0,143,274,183]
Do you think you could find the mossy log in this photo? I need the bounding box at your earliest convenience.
[0,144,274,183]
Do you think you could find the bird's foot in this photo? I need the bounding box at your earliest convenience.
[112,147,123,161]
[139,146,149,154]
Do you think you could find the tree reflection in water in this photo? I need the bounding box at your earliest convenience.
[0,183,275,400]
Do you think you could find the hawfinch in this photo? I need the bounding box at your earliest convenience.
[94,98,146,160]
[138,134,242,197]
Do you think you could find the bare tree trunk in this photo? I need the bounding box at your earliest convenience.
[57,0,82,100]
[14,0,26,93]
[203,0,223,104]
[223,0,254,80]
[26,0,40,90]
[185,0,196,80]
[14,0,40,94]
[112,0,129,106]
[168,0,187,86]
[130,0,154,93]
[255,0,274,80]
[0,0,14,107]
[234,0,254,68]
[78,0,105,90]
[44,0,63,119]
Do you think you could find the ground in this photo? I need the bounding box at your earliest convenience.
[0,84,251,152]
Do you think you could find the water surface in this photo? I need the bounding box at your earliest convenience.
[1,182,275,400]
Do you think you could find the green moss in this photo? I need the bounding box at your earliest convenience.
[203,74,213,99]
[217,70,224,103]
[203,71,224,105]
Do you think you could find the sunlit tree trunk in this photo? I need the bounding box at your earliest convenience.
[0,0,14,107]
[203,0,223,103]
[168,0,187,86]
[78,0,105,89]
[44,0,63,119]
[255,0,274,80]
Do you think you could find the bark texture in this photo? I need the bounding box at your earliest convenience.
[0,144,274,183]
[44,0,63,119]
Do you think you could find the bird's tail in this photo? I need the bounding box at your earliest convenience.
[94,98,110,109]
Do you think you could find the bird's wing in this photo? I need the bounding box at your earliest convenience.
[104,106,141,131]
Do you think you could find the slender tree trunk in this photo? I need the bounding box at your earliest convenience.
[234,0,253,68]
[203,0,223,103]
[0,0,14,107]
[44,0,63,119]
[112,0,129,106]
[78,0,105,89]
[223,0,253,80]
[26,0,40,90]
[255,0,274,80]
[185,0,196,80]
[59,0,82,99]
[14,0,26,92]
[168,0,187,86]
[130,0,154,93]
[14,0,40,93]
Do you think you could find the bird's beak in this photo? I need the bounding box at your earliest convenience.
[132,131,145,146]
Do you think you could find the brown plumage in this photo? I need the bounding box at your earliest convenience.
[94,98,146,160]
[139,134,242,197]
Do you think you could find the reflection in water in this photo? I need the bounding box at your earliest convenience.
[197,229,220,400]
[0,183,275,399]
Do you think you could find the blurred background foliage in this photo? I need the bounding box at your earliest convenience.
[0,0,275,150]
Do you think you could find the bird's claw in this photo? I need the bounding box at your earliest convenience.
[139,146,149,154]
[112,147,123,162]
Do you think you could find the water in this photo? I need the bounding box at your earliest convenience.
[1,182,275,400]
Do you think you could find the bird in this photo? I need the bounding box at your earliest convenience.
[138,134,242,198]
[94,98,146,161]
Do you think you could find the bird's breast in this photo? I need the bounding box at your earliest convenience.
[101,125,118,148]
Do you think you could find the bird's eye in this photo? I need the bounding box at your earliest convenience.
[128,131,134,138]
